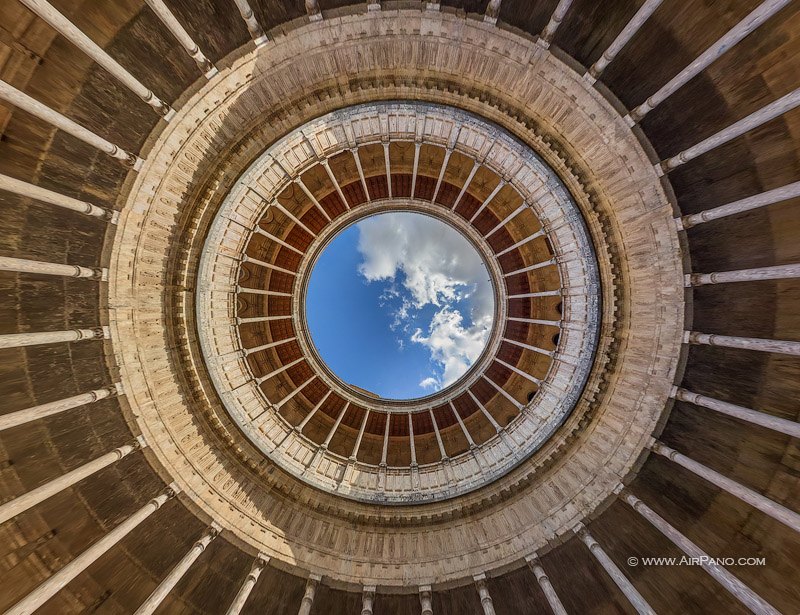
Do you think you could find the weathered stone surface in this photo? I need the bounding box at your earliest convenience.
[0,0,798,612]
[108,8,681,588]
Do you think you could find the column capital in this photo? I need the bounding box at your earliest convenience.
[256,552,270,565]
[525,554,550,580]
[650,440,677,459]
[622,491,643,510]
[164,482,181,498]
[361,585,376,615]
[524,553,539,564]
[573,522,589,539]
[419,584,433,615]
[485,0,501,23]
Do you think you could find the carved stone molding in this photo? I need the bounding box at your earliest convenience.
[107,9,683,589]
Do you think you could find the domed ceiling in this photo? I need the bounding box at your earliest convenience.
[0,0,798,614]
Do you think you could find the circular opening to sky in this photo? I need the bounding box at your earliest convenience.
[305,212,495,400]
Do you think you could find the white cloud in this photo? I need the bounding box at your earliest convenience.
[419,376,439,389]
[356,213,494,392]
[411,307,491,387]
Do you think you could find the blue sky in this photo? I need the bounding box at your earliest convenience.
[306,212,494,399]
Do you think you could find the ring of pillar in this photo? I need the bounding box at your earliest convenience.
[197,101,599,503]
[291,198,511,411]
[105,9,685,588]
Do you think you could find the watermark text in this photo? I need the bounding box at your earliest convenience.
[627,555,765,567]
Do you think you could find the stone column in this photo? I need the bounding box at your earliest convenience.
[244,336,297,356]
[408,413,417,466]
[317,160,348,210]
[468,390,504,433]
[509,290,562,299]
[350,410,370,460]
[487,203,527,238]
[410,141,421,197]
[631,0,791,121]
[0,80,142,169]
[484,0,501,24]
[429,409,448,460]
[237,285,292,297]
[0,385,119,432]
[275,376,315,409]
[474,574,496,615]
[661,86,800,172]
[350,148,371,200]
[226,556,268,615]
[323,402,349,447]
[419,585,433,615]
[0,326,108,349]
[255,226,305,254]
[4,486,176,615]
[497,229,545,256]
[685,331,800,356]
[0,255,105,279]
[0,172,111,219]
[680,180,800,228]
[242,254,296,276]
[686,263,800,286]
[431,147,452,203]
[143,0,217,77]
[0,438,144,525]
[507,316,560,326]
[525,555,567,615]
[451,401,476,447]
[453,161,479,210]
[623,492,780,615]
[237,315,292,324]
[495,357,543,385]
[482,376,524,410]
[295,177,331,221]
[587,0,664,79]
[380,413,390,466]
[361,585,376,615]
[273,201,316,236]
[578,528,655,615]
[469,180,506,223]
[503,337,553,358]
[651,441,800,532]
[297,574,320,615]
[672,387,800,438]
[256,357,305,383]
[539,0,574,45]
[382,143,392,198]
[135,524,221,615]
[18,0,172,117]
[298,390,332,431]
[232,0,267,45]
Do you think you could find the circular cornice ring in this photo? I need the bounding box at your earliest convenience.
[196,102,600,504]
